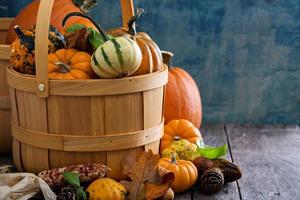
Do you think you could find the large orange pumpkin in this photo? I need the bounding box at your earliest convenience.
[6,0,84,44]
[162,51,202,128]
[108,8,163,76]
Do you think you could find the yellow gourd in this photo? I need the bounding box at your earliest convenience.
[86,178,127,200]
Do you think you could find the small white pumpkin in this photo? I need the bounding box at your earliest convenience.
[91,36,142,78]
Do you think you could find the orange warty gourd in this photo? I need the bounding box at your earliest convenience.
[48,48,93,79]
[6,0,83,44]
[158,153,198,193]
[162,51,202,128]
[108,8,163,76]
[160,119,202,152]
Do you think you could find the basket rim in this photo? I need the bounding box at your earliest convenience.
[7,64,168,96]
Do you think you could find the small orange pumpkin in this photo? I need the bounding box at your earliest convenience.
[160,119,202,152]
[48,48,93,79]
[158,153,198,193]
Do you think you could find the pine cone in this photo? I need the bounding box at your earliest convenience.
[212,158,242,183]
[200,168,224,194]
[57,186,76,200]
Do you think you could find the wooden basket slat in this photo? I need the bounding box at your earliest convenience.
[90,96,105,135]
[16,91,49,173]
[7,66,168,96]
[143,87,164,152]
[0,18,12,154]
[12,122,163,151]
[104,92,144,179]
[10,88,21,169]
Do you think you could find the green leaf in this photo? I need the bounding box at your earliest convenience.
[197,144,228,159]
[63,172,80,187]
[77,187,88,200]
[88,28,114,50]
[88,29,105,50]
[66,24,86,33]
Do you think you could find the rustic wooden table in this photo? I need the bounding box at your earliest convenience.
[1,124,300,199]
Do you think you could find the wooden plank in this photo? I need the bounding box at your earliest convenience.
[0,18,14,30]
[226,124,300,200]
[0,45,10,60]
[175,192,192,200]
[190,124,240,200]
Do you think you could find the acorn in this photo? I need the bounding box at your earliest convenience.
[200,168,224,194]
[212,158,242,183]
[193,157,214,176]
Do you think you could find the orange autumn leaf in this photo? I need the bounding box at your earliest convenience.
[120,150,175,200]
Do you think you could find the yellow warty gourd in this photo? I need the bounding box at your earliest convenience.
[86,178,127,200]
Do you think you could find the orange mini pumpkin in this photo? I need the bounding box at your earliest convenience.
[160,119,202,152]
[48,48,93,79]
[158,153,198,193]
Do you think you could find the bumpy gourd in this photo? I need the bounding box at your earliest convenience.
[161,138,200,161]
[86,178,127,200]
[10,25,64,75]
[158,153,198,193]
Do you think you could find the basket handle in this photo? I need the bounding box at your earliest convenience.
[120,0,135,27]
[35,0,135,98]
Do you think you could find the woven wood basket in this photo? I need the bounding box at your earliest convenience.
[7,0,168,180]
[0,18,13,154]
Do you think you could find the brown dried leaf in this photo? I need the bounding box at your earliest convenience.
[120,150,175,200]
[65,28,93,54]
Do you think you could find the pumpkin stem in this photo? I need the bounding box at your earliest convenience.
[127,8,144,35]
[14,25,35,51]
[55,62,71,73]
[174,136,181,141]
[161,51,174,70]
[14,25,24,38]
[171,152,177,164]
[62,12,109,42]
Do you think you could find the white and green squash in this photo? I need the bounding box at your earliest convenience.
[91,36,142,78]
[62,12,142,78]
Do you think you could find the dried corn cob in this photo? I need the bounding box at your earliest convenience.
[38,163,110,189]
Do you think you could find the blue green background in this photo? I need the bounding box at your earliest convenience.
[1,0,300,124]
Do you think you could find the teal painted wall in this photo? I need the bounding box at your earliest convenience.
[2,0,300,124]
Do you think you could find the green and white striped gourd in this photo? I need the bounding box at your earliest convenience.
[91,36,142,78]
[62,12,142,78]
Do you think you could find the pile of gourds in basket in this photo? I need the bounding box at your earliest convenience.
[2,0,242,199]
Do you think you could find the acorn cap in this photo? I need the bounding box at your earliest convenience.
[200,168,224,194]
